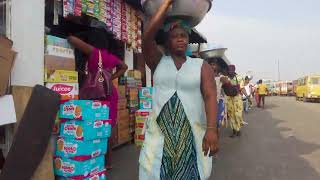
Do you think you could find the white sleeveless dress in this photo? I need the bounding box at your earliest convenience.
[139,56,213,180]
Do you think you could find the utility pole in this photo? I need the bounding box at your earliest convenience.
[277,60,281,81]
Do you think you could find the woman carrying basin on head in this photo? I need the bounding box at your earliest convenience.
[139,0,219,179]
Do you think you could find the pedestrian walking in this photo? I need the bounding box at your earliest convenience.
[224,65,244,138]
[257,79,268,108]
[139,0,219,179]
[241,76,253,112]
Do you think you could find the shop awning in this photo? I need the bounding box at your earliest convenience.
[190,28,207,44]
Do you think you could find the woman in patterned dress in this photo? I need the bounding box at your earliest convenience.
[226,65,244,137]
[139,0,219,179]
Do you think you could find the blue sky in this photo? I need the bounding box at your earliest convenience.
[197,0,320,80]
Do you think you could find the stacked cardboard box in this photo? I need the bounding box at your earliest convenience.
[44,35,77,134]
[54,100,111,179]
[126,70,142,138]
[0,36,16,96]
[44,35,75,72]
[135,87,153,146]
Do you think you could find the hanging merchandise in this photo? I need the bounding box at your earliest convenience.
[130,8,138,50]
[63,0,75,17]
[99,0,108,23]
[60,0,143,52]
[121,0,128,43]
[112,0,122,40]
[137,19,142,53]
[126,4,132,46]
[74,0,83,16]
[105,0,114,31]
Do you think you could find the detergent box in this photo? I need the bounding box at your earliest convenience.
[57,169,107,180]
[59,100,110,120]
[139,98,152,110]
[55,137,108,160]
[60,119,112,140]
[45,70,78,83]
[46,83,79,100]
[54,155,105,178]
[139,87,153,99]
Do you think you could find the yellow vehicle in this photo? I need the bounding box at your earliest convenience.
[296,75,320,102]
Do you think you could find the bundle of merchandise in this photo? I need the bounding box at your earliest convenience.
[45,70,79,134]
[135,109,151,146]
[116,108,130,145]
[61,0,143,51]
[126,70,142,137]
[114,83,130,145]
[44,35,75,72]
[54,100,111,179]
[44,35,77,134]
[135,87,153,146]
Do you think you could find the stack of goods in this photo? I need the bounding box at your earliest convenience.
[54,100,111,179]
[126,70,142,137]
[44,35,77,134]
[135,87,153,146]
[44,35,75,72]
[115,85,130,145]
[139,87,153,110]
[45,70,79,134]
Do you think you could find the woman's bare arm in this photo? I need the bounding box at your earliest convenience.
[201,61,219,156]
[68,35,94,56]
[143,0,173,71]
[112,61,128,80]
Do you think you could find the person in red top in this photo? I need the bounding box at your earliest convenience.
[68,29,128,169]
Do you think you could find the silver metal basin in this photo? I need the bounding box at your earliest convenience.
[142,0,213,27]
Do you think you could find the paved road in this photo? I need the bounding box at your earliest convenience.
[109,97,320,180]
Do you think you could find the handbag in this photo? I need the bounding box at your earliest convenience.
[79,50,113,100]
[222,76,240,97]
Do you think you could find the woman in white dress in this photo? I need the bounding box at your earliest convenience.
[139,0,219,179]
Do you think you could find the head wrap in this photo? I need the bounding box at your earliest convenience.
[163,19,192,34]
[228,65,236,73]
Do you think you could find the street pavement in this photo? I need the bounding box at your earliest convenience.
[109,97,320,180]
